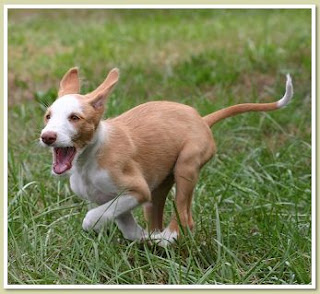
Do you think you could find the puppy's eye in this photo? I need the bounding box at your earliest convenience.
[69,114,80,121]
[46,114,51,120]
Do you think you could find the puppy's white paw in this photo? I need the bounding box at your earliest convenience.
[150,228,178,247]
[82,209,104,232]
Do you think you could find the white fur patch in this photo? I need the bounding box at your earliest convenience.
[40,95,82,147]
[70,122,117,203]
[151,227,178,247]
[70,167,118,204]
[276,74,293,108]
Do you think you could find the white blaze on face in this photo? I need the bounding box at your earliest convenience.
[40,95,84,175]
[41,95,83,147]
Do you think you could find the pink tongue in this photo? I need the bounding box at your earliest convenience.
[53,147,75,174]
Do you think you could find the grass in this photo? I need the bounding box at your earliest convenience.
[7,9,312,285]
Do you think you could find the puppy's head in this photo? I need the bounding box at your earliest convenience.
[40,67,119,175]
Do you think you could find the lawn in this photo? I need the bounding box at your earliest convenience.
[7,9,312,285]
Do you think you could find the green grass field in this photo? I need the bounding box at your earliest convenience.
[7,9,312,285]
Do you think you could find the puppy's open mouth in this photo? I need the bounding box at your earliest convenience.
[53,147,77,174]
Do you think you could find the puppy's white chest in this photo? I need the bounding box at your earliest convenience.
[70,164,118,204]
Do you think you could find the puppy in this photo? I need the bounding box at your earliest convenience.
[40,67,293,246]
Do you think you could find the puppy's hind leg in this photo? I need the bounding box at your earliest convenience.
[143,174,174,233]
[152,145,200,247]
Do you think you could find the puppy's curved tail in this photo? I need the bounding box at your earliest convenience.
[203,74,293,128]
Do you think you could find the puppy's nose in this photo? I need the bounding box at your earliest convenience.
[41,131,57,145]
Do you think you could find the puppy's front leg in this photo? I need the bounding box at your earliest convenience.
[82,195,140,233]
[115,212,146,241]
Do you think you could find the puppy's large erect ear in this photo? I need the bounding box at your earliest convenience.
[58,67,80,97]
[86,68,119,109]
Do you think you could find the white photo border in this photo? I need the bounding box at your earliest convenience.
[3,4,316,290]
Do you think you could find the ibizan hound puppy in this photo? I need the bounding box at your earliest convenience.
[40,67,293,246]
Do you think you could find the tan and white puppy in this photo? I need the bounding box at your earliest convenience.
[40,67,293,246]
